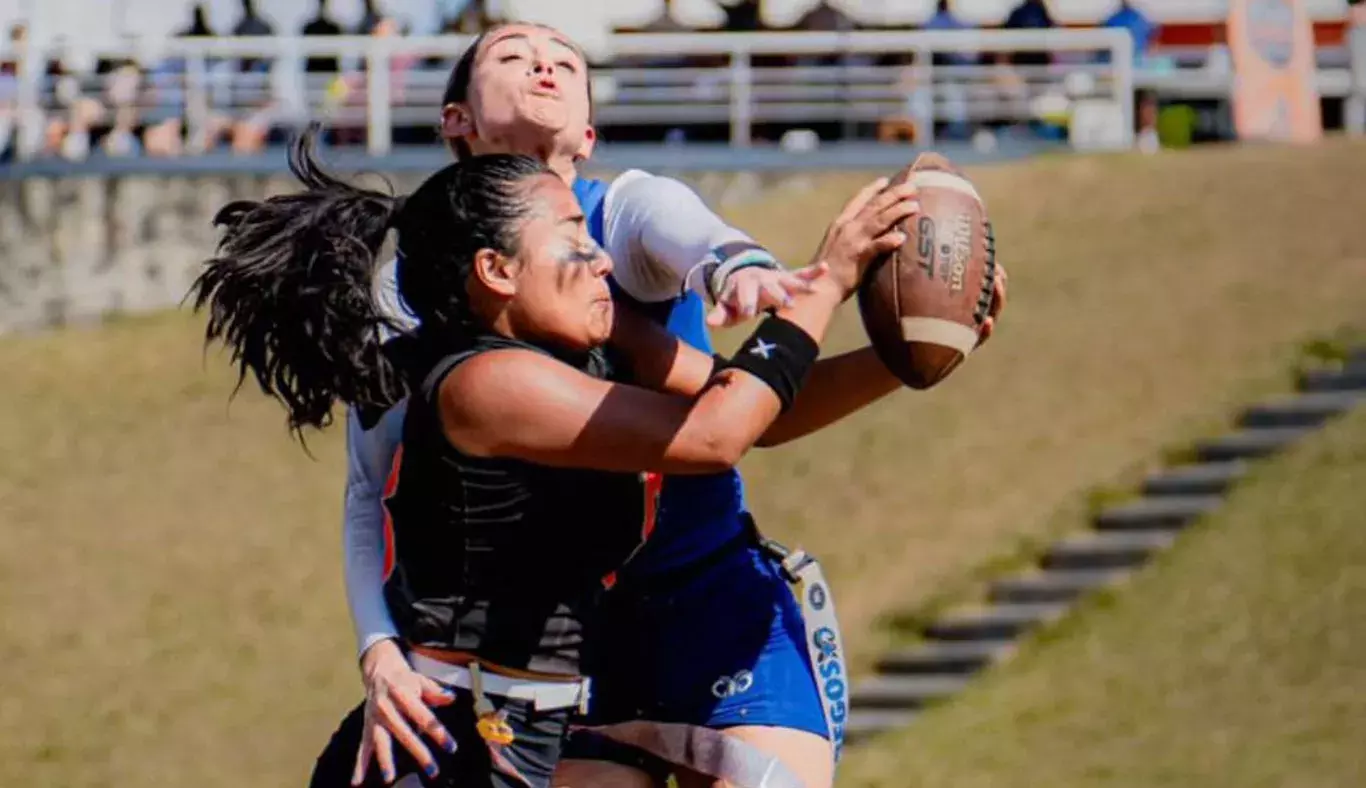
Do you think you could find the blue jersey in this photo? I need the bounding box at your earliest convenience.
[573,177,749,574]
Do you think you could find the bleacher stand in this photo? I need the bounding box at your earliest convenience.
[0,0,1358,165]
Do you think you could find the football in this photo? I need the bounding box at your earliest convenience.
[857,152,997,390]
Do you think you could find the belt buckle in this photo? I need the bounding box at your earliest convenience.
[477,710,516,746]
[578,677,592,715]
[774,545,813,584]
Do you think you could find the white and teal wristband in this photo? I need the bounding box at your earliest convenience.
[682,242,783,303]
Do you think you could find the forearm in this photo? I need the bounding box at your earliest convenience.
[342,408,402,658]
[604,171,778,303]
[758,345,901,447]
[663,280,844,467]
[450,286,839,475]
[343,486,399,656]
[608,301,712,396]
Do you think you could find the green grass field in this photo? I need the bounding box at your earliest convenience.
[1,138,1365,787]
[839,404,1366,788]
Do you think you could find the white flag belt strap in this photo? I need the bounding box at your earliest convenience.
[408,653,591,713]
[757,536,851,763]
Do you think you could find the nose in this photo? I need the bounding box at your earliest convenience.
[530,57,557,81]
[592,250,613,278]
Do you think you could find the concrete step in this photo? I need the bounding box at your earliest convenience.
[876,640,1015,675]
[990,569,1129,604]
[1142,461,1248,497]
[1299,364,1366,393]
[923,603,1069,642]
[1093,495,1223,531]
[1194,427,1314,463]
[844,709,920,744]
[1239,391,1365,428]
[1043,530,1177,571]
[851,674,972,710]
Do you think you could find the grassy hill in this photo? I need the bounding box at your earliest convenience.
[1,138,1365,787]
[838,404,1366,788]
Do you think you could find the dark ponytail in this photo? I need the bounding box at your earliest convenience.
[189,125,403,438]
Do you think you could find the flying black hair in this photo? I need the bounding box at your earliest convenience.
[189,124,554,440]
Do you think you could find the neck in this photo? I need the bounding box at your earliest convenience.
[465,135,581,185]
[543,152,580,185]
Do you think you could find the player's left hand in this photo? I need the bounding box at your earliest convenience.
[976,263,1007,347]
[706,264,830,328]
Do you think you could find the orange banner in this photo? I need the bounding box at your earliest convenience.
[1227,0,1323,143]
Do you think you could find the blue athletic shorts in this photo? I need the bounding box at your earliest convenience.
[579,541,830,740]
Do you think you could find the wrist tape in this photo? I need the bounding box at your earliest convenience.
[720,316,819,411]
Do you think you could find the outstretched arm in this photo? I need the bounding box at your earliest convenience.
[450,175,922,472]
[611,266,1009,448]
[759,263,1008,446]
[603,170,823,325]
[447,280,845,475]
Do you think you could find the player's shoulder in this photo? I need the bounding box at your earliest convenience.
[606,168,683,193]
[603,169,702,218]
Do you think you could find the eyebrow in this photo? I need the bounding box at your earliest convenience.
[549,37,580,58]
[486,32,528,49]
[486,32,582,61]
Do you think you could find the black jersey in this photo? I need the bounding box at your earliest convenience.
[381,334,652,676]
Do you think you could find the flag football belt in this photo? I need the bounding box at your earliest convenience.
[408,651,591,714]
[752,525,850,763]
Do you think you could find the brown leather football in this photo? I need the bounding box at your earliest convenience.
[858,152,997,390]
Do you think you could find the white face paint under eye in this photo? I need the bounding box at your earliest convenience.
[554,238,602,266]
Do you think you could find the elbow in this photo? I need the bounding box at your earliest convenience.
[687,431,751,472]
[711,432,753,470]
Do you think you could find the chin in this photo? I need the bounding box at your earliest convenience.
[522,103,569,132]
[585,301,613,346]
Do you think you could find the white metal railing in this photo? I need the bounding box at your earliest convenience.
[0,29,1136,159]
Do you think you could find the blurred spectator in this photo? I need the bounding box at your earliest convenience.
[438,0,498,35]
[233,0,276,74]
[1102,1,1157,64]
[925,1,974,66]
[793,1,855,33]
[1,22,24,76]
[358,0,386,36]
[790,3,856,67]
[233,0,274,37]
[720,0,763,33]
[51,97,103,161]
[103,101,143,158]
[335,14,415,146]
[302,0,344,75]
[143,116,184,157]
[923,1,975,140]
[1003,0,1055,66]
[0,24,25,161]
[641,0,690,33]
[104,60,142,154]
[180,3,214,38]
[230,0,275,121]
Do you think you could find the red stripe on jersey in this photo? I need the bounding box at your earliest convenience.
[381,444,404,581]
[600,471,664,590]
